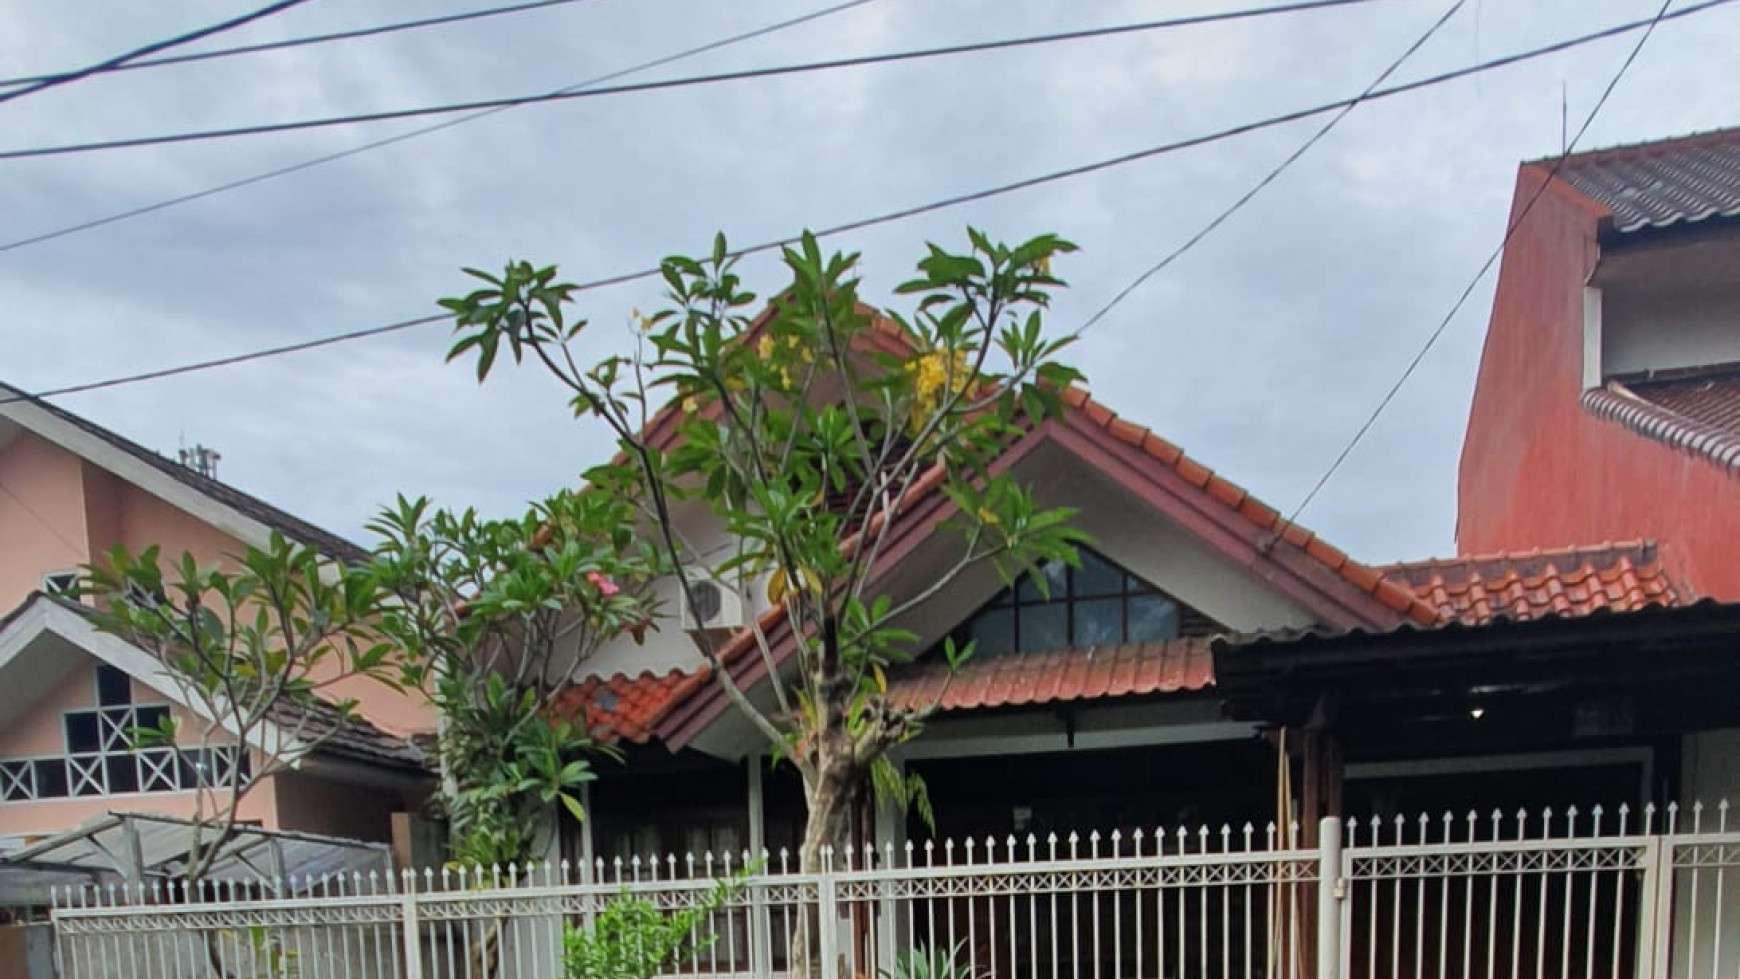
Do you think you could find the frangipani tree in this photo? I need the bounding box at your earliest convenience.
[442,229,1088,873]
[81,535,405,883]
[366,489,663,867]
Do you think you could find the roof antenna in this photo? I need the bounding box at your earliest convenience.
[177,442,221,480]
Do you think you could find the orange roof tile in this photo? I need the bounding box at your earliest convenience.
[568,309,1442,748]
[550,668,701,744]
[1378,541,1681,626]
[884,640,1215,713]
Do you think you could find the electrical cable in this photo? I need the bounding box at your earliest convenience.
[1067,0,1469,344]
[0,0,1386,162]
[0,0,881,254]
[0,0,1724,409]
[0,0,595,90]
[0,0,321,106]
[1276,0,1680,532]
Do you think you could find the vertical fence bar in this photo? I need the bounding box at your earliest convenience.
[818,846,840,979]
[400,872,425,979]
[1318,817,1342,979]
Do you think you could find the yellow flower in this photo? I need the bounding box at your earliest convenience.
[976,506,1000,527]
[757,334,777,359]
[631,308,652,333]
[1034,255,1052,276]
[683,396,699,414]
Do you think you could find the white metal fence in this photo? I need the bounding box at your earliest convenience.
[49,801,1740,979]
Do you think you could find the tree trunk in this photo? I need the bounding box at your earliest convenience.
[792,744,860,979]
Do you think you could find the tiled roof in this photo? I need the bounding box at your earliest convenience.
[1543,126,1740,234]
[1378,542,1680,626]
[1059,386,1438,628]
[567,311,1437,748]
[1584,366,1740,474]
[884,639,1215,713]
[265,696,430,771]
[549,669,697,745]
[0,384,369,563]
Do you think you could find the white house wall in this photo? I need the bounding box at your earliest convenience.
[1602,285,1740,376]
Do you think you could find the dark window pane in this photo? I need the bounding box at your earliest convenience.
[966,608,1015,658]
[134,705,170,742]
[65,712,100,753]
[1128,595,1180,642]
[96,665,132,707]
[1016,561,1069,603]
[105,755,139,794]
[33,760,67,798]
[178,750,211,789]
[1072,598,1125,646]
[1074,552,1126,597]
[1019,603,1067,652]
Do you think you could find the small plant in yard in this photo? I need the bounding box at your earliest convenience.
[557,877,739,979]
[879,941,984,979]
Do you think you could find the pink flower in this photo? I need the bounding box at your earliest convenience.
[586,571,621,597]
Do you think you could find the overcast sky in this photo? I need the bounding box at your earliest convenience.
[2,0,1737,565]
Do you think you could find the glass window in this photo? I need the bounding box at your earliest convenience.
[1021,603,1068,651]
[1073,552,1126,598]
[943,549,1199,658]
[65,712,100,754]
[105,755,139,794]
[96,665,132,707]
[33,760,67,799]
[1072,597,1124,646]
[1129,595,1180,642]
[965,607,1015,655]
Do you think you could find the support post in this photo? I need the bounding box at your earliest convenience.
[1317,816,1343,979]
[400,871,425,979]
[748,758,773,978]
[1638,835,1672,979]
[817,849,840,979]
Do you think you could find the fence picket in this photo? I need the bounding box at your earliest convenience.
[45,801,1740,979]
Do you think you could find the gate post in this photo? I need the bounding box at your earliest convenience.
[1317,817,1343,979]
[400,870,426,979]
[1636,835,1673,979]
[818,847,840,979]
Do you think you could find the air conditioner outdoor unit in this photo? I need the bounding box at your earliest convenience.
[680,578,745,632]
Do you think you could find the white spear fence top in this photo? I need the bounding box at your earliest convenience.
[45,798,1736,910]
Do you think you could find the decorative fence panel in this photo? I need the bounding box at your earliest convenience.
[49,802,1740,979]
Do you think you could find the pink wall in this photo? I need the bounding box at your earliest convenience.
[1457,167,1740,598]
[106,473,435,736]
[0,433,89,610]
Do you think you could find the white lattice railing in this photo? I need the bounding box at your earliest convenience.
[49,801,1740,979]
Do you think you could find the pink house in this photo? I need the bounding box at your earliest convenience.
[0,384,435,848]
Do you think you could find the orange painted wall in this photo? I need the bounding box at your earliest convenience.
[0,433,89,609]
[1457,168,1740,599]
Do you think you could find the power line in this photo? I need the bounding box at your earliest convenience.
[0,0,1385,162]
[1278,0,1680,533]
[0,0,595,90]
[2,0,1727,410]
[0,0,320,106]
[0,0,879,254]
[1070,0,1469,343]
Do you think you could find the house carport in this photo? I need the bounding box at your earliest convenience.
[1214,599,1740,827]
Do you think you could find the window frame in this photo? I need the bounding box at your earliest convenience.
[948,548,1188,657]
